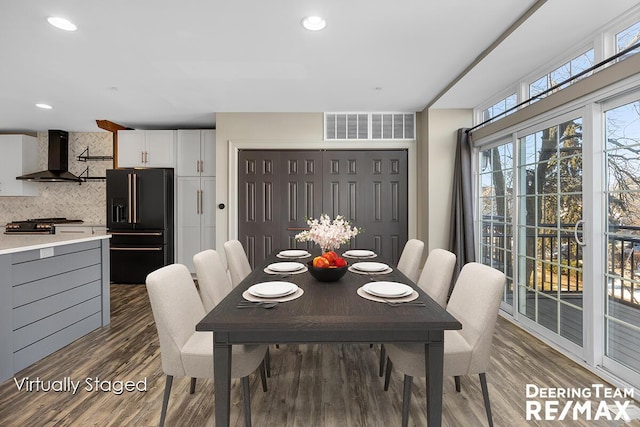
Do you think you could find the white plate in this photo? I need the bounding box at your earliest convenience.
[248,281,298,298]
[267,262,305,272]
[279,250,310,257]
[343,250,375,257]
[352,262,389,272]
[363,281,413,298]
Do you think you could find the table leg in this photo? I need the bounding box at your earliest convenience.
[214,342,232,427]
[425,340,444,427]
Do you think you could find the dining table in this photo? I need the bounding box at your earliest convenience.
[196,249,462,426]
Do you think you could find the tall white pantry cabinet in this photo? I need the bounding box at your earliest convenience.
[176,129,216,273]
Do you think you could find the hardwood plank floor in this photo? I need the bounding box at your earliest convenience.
[0,284,638,426]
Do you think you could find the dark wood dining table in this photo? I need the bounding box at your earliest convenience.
[196,250,462,426]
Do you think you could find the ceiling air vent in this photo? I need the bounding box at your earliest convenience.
[325,112,415,141]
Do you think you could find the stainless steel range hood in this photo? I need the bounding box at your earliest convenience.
[16,130,82,183]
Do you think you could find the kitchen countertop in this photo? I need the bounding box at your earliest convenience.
[0,230,110,255]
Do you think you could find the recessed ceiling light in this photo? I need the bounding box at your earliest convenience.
[36,103,53,109]
[301,16,326,31]
[47,16,77,31]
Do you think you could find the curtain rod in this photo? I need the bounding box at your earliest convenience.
[466,40,640,135]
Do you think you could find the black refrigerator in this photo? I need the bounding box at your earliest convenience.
[106,168,174,284]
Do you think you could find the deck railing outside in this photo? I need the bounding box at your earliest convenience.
[481,218,640,307]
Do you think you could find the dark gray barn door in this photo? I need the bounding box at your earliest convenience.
[238,149,407,266]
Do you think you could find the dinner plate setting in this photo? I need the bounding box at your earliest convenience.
[342,249,377,259]
[357,281,419,303]
[348,261,393,275]
[264,262,308,275]
[242,281,305,303]
[276,249,312,259]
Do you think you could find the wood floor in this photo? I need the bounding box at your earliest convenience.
[0,284,638,426]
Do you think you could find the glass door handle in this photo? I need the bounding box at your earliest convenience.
[574,219,586,246]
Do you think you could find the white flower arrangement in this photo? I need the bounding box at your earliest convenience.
[294,214,361,252]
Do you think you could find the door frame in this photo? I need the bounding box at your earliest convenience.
[227,139,417,243]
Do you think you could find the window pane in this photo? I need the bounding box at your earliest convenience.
[551,63,571,91]
[571,50,594,79]
[530,76,548,101]
[617,21,640,60]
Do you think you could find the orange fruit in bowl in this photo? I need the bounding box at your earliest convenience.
[313,256,331,268]
[321,251,338,264]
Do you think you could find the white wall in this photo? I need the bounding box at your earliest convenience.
[423,109,473,251]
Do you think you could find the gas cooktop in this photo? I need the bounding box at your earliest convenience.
[4,217,84,234]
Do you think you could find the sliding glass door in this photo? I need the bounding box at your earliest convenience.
[603,95,640,382]
[477,93,640,389]
[516,116,585,349]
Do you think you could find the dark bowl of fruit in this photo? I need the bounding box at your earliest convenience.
[307,252,348,282]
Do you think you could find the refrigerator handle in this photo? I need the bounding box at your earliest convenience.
[132,173,138,223]
[127,173,133,223]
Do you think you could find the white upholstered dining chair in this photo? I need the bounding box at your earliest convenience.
[193,249,233,312]
[396,239,425,283]
[146,263,268,427]
[379,248,457,377]
[416,248,457,308]
[224,239,252,288]
[193,248,275,377]
[383,262,506,427]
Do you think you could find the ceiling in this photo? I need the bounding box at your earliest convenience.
[1,0,638,133]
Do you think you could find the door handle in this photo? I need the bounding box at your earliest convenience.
[199,189,204,215]
[109,232,163,236]
[110,247,163,251]
[127,173,133,223]
[131,173,138,223]
[574,220,586,246]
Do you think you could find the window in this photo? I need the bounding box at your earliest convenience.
[616,21,640,61]
[481,94,517,124]
[478,142,515,307]
[529,50,594,102]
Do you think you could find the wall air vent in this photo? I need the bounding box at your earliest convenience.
[324,112,415,141]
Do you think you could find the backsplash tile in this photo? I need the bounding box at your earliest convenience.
[0,132,112,224]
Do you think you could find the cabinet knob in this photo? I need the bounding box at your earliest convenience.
[218,203,225,209]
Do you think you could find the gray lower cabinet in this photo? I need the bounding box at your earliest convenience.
[0,238,110,382]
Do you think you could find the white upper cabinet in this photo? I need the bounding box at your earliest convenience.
[0,135,39,196]
[117,130,176,168]
[176,129,215,176]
